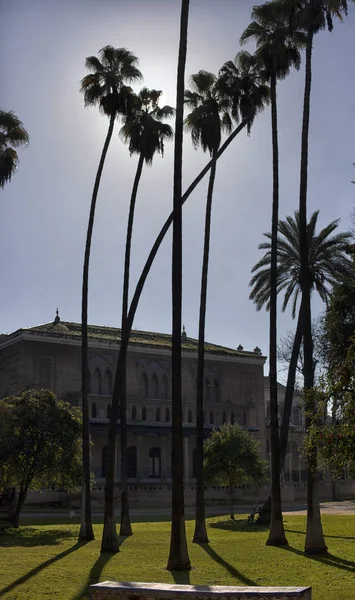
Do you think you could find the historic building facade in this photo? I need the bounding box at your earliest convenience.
[0,313,269,485]
[0,313,308,486]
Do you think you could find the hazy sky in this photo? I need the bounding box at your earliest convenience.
[1,0,354,379]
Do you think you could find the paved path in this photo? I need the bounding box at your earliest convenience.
[20,500,355,520]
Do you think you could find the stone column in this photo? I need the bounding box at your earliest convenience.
[161,436,167,482]
[183,436,189,482]
[136,435,142,480]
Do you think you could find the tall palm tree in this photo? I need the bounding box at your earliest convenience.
[101,89,174,548]
[241,0,306,548]
[167,0,191,572]
[0,110,29,188]
[184,70,232,544]
[79,45,142,542]
[293,0,353,554]
[250,210,352,517]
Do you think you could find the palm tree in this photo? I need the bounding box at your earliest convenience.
[101,89,174,548]
[79,45,142,542]
[0,110,29,188]
[184,70,232,544]
[250,210,352,520]
[241,0,306,548]
[293,0,353,554]
[167,0,191,572]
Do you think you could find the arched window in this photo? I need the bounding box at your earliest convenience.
[127,446,137,478]
[142,372,149,398]
[165,408,170,422]
[231,412,235,424]
[101,446,107,477]
[151,373,159,399]
[161,374,169,400]
[107,404,111,419]
[222,411,227,424]
[210,411,214,425]
[243,412,247,426]
[92,402,97,418]
[149,447,161,478]
[214,379,219,403]
[132,405,137,420]
[156,406,161,422]
[93,368,102,395]
[142,406,147,421]
[204,378,211,402]
[188,409,193,423]
[104,369,112,395]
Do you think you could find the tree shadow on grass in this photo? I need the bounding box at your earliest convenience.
[0,539,89,597]
[0,526,76,547]
[170,570,191,584]
[281,545,355,574]
[209,519,269,534]
[71,536,127,600]
[285,528,355,541]
[199,543,257,586]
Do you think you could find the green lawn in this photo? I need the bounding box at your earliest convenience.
[0,514,354,600]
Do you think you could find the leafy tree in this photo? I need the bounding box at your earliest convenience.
[0,389,82,527]
[241,0,306,548]
[167,0,191,572]
[80,45,142,542]
[103,89,173,548]
[184,69,232,544]
[0,110,29,188]
[204,424,268,520]
[292,0,353,555]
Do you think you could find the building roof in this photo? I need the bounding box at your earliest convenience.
[0,317,264,359]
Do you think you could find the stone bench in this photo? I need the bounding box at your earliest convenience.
[90,582,312,600]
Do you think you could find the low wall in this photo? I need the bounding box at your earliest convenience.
[23,480,355,509]
[90,582,312,600]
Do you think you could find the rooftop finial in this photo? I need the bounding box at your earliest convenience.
[54,308,60,324]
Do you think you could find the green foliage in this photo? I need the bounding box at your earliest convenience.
[250,210,352,318]
[119,88,174,164]
[0,109,29,188]
[203,424,268,488]
[0,389,82,494]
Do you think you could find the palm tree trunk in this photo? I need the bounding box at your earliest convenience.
[80,112,115,542]
[279,300,304,467]
[261,301,303,519]
[119,152,144,537]
[299,9,327,555]
[266,71,287,547]
[167,0,191,572]
[193,153,217,544]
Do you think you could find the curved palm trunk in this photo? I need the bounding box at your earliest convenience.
[120,152,144,537]
[299,12,327,556]
[266,72,287,547]
[79,112,115,542]
[100,119,247,551]
[261,301,303,519]
[193,153,217,544]
[101,154,144,551]
[279,299,304,467]
[167,0,191,572]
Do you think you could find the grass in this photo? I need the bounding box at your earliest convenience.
[0,514,354,600]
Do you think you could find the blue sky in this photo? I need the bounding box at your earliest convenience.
[1,0,354,379]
